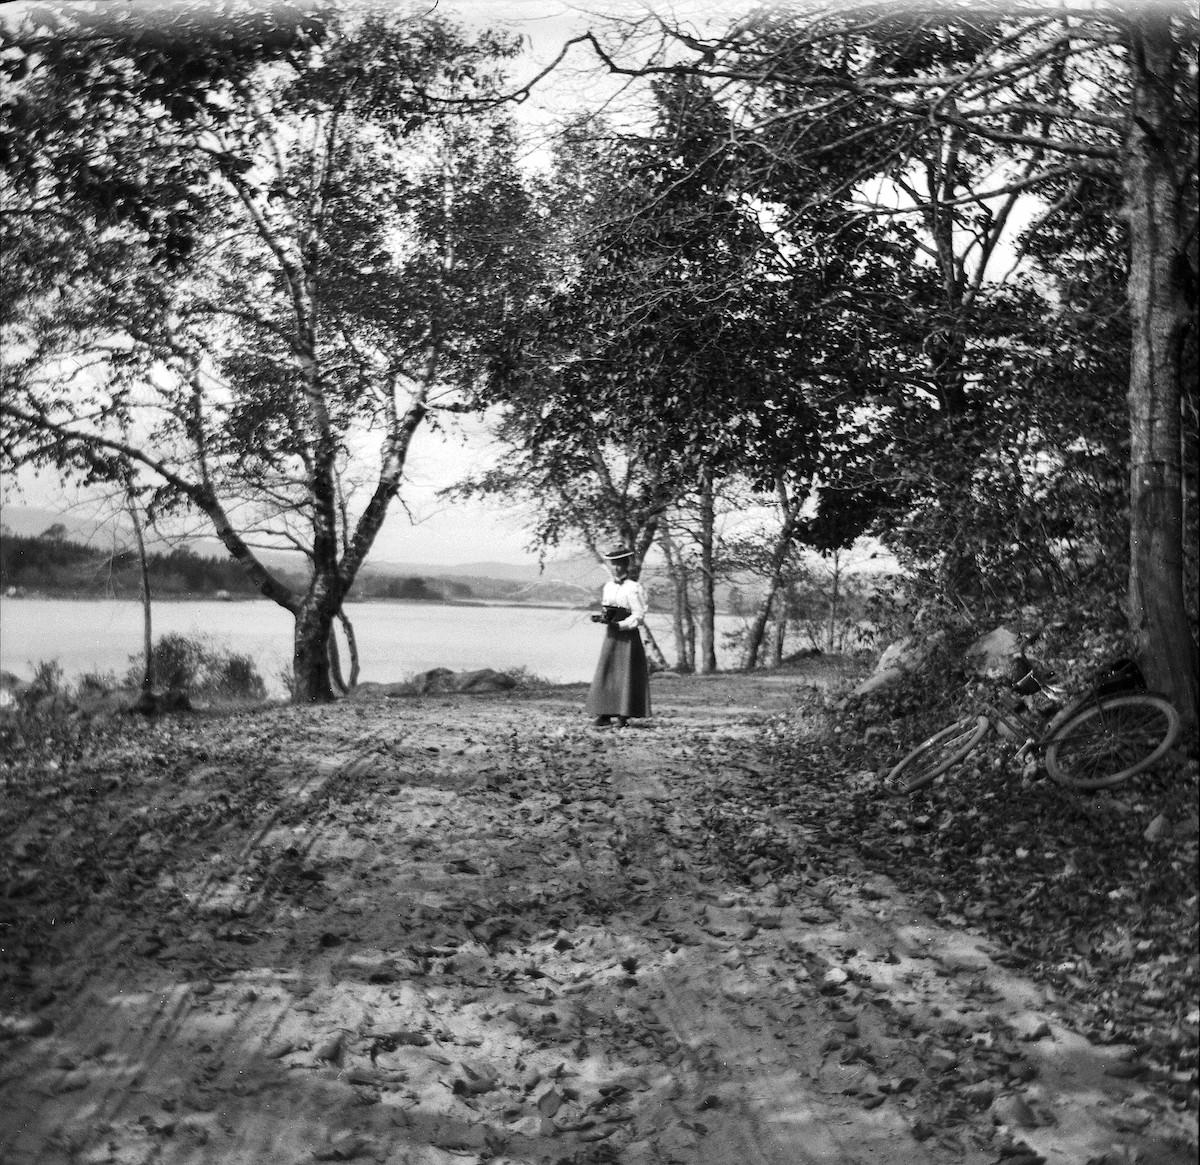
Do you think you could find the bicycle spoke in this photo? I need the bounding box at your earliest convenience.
[1046,694,1179,790]
[1096,706,1164,762]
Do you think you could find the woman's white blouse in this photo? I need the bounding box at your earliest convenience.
[601,578,648,629]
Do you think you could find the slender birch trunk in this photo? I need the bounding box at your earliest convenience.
[126,486,154,694]
[658,522,695,672]
[698,466,717,675]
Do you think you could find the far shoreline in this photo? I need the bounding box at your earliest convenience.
[2,590,596,614]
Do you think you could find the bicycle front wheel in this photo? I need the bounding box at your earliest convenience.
[1044,693,1180,790]
[883,716,989,794]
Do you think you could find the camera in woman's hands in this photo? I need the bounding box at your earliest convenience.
[592,604,631,625]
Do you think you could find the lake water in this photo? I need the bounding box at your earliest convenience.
[0,597,744,696]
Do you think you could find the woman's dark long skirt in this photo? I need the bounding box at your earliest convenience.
[586,626,650,718]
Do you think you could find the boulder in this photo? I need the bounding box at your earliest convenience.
[965,626,1023,679]
[876,638,927,673]
[352,668,518,699]
[447,669,517,693]
[852,634,943,697]
[412,667,456,694]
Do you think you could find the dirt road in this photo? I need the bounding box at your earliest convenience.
[0,674,1193,1164]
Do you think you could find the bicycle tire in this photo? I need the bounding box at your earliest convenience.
[1043,693,1180,790]
[884,715,990,794]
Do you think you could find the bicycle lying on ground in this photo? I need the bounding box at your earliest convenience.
[884,658,1181,795]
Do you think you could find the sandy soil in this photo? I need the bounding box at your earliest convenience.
[0,671,1194,1165]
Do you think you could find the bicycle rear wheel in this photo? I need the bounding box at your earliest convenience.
[1044,693,1180,790]
[883,716,989,794]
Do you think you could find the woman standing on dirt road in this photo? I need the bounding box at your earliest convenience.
[586,546,650,728]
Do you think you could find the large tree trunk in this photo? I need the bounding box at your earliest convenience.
[1123,14,1198,726]
[294,596,338,704]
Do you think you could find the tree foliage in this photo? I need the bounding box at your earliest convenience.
[553,1,1198,711]
[470,74,932,668]
[1,1,534,701]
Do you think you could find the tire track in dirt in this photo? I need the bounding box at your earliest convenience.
[562,698,1195,1164]
[587,736,973,1164]
[0,728,389,1165]
[1,678,1194,1165]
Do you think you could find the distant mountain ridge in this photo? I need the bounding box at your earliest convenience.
[0,503,604,592]
[362,556,605,586]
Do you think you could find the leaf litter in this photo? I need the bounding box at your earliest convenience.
[0,670,1195,1165]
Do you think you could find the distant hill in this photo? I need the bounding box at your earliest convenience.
[362,554,606,587]
[1,503,121,545]
[0,501,902,623]
[0,503,602,605]
[0,504,312,575]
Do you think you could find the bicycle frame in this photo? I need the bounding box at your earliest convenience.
[984,669,1072,765]
[885,660,1178,795]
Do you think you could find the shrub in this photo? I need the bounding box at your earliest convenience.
[134,632,204,690]
[75,670,118,696]
[207,651,266,700]
[127,633,266,701]
[29,658,63,697]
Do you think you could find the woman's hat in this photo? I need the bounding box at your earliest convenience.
[602,545,633,561]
